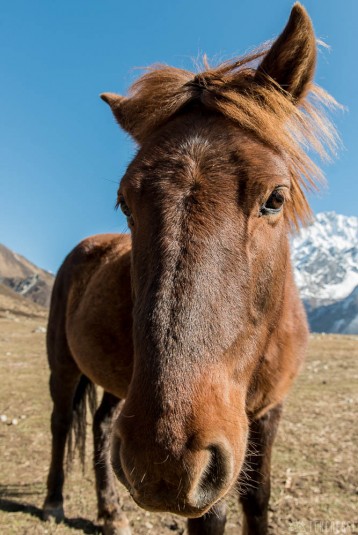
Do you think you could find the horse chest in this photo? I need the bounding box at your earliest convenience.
[66,299,134,399]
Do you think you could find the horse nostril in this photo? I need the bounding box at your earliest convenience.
[194,443,233,508]
[202,444,230,487]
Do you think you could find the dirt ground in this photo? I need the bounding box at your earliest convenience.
[0,293,357,534]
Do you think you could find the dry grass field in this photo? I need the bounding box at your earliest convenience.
[0,288,357,534]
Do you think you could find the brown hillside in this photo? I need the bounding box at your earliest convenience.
[0,244,54,307]
[0,283,47,320]
[0,244,51,279]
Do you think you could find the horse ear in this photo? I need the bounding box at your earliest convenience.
[255,3,316,102]
[100,92,135,138]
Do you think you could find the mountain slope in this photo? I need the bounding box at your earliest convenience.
[0,244,54,307]
[0,282,47,319]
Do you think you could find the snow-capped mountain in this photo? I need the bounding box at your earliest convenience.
[291,212,358,333]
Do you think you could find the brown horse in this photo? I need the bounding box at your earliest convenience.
[43,4,339,534]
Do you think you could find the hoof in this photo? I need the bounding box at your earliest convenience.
[103,516,132,535]
[42,502,65,523]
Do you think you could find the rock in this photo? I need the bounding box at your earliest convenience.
[33,326,46,333]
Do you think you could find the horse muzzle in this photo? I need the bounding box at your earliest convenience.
[110,431,237,517]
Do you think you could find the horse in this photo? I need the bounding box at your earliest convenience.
[43,4,339,534]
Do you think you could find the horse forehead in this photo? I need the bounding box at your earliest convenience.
[133,126,288,192]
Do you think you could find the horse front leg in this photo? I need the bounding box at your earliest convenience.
[93,391,131,535]
[43,368,81,522]
[239,404,282,535]
[187,501,227,535]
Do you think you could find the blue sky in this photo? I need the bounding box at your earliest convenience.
[0,0,357,272]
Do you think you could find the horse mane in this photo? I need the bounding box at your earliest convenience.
[121,49,341,230]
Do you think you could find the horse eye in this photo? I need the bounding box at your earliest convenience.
[118,195,132,218]
[261,189,285,215]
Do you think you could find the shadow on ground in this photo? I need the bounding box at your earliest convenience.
[0,484,100,534]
